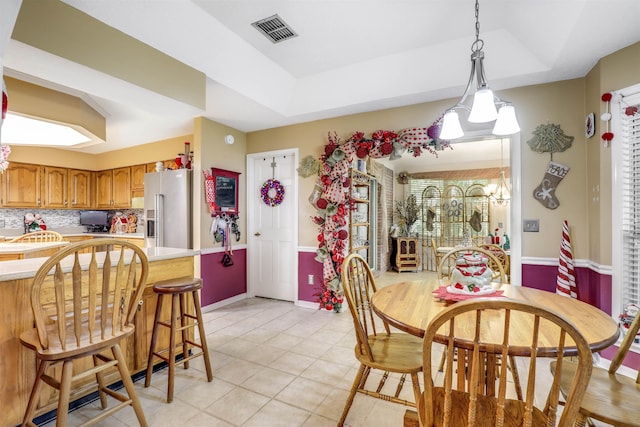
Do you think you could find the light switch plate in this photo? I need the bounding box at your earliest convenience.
[523,219,539,232]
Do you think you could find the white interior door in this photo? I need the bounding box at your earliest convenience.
[248,150,298,301]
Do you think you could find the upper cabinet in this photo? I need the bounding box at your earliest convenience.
[3,163,94,209]
[68,169,92,209]
[112,167,131,208]
[2,162,42,207]
[95,167,131,209]
[131,164,146,199]
[95,170,114,209]
[42,166,68,208]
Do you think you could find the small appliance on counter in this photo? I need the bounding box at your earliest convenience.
[79,210,110,233]
[144,169,192,249]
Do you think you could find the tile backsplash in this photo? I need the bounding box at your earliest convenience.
[0,208,144,232]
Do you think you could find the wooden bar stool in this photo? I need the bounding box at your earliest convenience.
[144,277,213,402]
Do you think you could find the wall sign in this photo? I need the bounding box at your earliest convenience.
[211,168,240,216]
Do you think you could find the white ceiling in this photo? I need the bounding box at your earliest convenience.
[1,0,640,164]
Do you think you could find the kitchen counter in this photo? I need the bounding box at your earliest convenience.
[0,241,69,254]
[63,232,144,238]
[0,241,69,261]
[0,246,200,426]
[0,246,199,281]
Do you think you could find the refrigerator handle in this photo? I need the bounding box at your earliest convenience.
[155,194,164,247]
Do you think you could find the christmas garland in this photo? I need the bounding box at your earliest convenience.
[311,122,450,311]
[261,178,285,206]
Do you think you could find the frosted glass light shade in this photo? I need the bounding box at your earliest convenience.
[439,110,464,140]
[468,88,497,123]
[493,104,521,135]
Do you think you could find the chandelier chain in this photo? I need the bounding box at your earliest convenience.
[472,0,484,53]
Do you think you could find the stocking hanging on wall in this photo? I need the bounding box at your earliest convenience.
[533,161,570,210]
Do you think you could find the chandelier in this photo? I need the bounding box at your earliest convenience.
[485,139,510,206]
[439,0,520,140]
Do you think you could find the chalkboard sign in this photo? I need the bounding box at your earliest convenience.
[211,168,240,215]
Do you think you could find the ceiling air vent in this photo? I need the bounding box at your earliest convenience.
[251,14,298,44]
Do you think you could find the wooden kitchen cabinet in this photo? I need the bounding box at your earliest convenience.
[95,170,114,209]
[4,163,92,209]
[68,169,92,208]
[113,167,131,208]
[1,162,41,207]
[42,166,68,208]
[95,167,131,209]
[131,164,146,198]
[146,159,178,173]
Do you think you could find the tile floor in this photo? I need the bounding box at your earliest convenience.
[38,270,592,426]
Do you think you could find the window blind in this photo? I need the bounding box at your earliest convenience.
[621,101,640,308]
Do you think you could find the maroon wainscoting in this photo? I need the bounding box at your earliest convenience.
[200,249,247,306]
[522,263,640,370]
[298,251,323,303]
[521,263,612,315]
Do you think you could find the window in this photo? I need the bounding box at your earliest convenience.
[612,84,640,318]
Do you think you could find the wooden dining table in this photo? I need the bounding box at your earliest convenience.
[371,280,620,355]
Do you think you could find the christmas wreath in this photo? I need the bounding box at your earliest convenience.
[261,178,285,206]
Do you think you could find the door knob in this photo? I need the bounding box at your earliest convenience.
[254,232,261,236]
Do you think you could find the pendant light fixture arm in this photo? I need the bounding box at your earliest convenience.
[438,0,520,140]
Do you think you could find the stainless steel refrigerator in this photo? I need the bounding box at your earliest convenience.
[144,169,192,249]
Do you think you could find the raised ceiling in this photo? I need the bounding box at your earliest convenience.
[1,0,640,155]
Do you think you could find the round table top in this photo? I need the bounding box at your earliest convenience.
[371,281,619,355]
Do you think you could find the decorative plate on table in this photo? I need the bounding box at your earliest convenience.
[432,285,504,302]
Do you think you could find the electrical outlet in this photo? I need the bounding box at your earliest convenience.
[523,219,539,232]
[498,222,503,228]
[308,274,314,285]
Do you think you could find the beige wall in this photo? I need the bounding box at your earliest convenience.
[195,117,247,250]
[5,39,639,266]
[587,41,640,266]
[247,79,591,260]
[5,76,106,140]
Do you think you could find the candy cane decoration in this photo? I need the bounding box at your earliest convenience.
[600,92,614,147]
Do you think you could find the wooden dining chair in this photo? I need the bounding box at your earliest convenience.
[339,253,423,426]
[9,230,63,242]
[430,238,443,271]
[19,239,148,426]
[435,247,519,398]
[437,246,507,285]
[552,309,640,426]
[477,243,510,282]
[419,299,593,427]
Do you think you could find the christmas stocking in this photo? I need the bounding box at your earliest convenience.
[425,206,436,231]
[468,206,482,232]
[533,161,570,210]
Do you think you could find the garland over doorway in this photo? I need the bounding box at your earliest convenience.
[310,123,450,311]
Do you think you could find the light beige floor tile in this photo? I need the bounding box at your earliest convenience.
[241,366,296,397]
[243,399,311,427]
[269,351,316,375]
[184,411,234,427]
[275,377,333,412]
[175,377,235,409]
[264,332,304,351]
[300,358,352,387]
[301,413,339,427]
[205,387,270,425]
[212,358,264,385]
[241,342,287,366]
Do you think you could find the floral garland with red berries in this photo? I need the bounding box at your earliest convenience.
[311,122,449,312]
[261,178,285,206]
